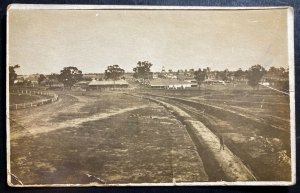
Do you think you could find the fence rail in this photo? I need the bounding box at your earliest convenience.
[9,90,59,110]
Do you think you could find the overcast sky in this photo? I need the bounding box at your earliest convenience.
[8,8,289,75]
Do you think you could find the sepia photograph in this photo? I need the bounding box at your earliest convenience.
[6,4,295,186]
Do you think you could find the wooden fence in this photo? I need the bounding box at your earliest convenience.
[9,90,59,110]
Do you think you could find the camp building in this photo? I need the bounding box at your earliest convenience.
[88,79,129,90]
[149,79,198,89]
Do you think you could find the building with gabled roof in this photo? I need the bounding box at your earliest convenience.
[149,79,197,89]
[88,79,129,90]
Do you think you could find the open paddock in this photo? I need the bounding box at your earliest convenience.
[8,83,292,184]
[137,88,291,181]
[9,93,48,104]
[9,90,58,110]
[9,91,208,184]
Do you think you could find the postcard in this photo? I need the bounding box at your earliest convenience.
[6,4,295,186]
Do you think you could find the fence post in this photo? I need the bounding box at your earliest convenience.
[11,90,58,110]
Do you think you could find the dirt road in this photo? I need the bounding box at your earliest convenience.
[9,92,209,185]
[140,93,291,181]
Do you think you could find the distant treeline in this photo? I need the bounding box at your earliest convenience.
[9,62,288,91]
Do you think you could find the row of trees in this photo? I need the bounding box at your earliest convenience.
[114,62,288,90]
[9,66,84,89]
[194,65,265,88]
[9,62,288,90]
[35,67,84,89]
[194,65,288,89]
[9,64,128,89]
[54,62,152,88]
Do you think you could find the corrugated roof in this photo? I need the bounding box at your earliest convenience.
[88,80,129,86]
[74,81,91,85]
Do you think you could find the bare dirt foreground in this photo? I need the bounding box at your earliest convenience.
[9,91,208,185]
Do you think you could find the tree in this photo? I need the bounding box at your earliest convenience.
[38,74,46,85]
[104,65,125,87]
[82,77,93,81]
[58,66,83,89]
[268,66,287,80]
[234,68,244,81]
[48,73,59,80]
[246,64,266,89]
[194,68,207,86]
[9,64,20,86]
[133,61,153,82]
[184,69,188,75]
[282,68,289,80]
[47,73,59,87]
[267,66,289,91]
[189,69,195,74]
[217,69,230,81]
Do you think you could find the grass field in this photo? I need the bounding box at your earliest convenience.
[142,86,291,181]
[9,83,292,185]
[10,91,207,185]
[10,93,51,104]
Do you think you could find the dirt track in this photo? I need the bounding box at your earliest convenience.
[9,92,209,185]
[141,95,257,181]
[139,92,291,181]
[9,90,291,184]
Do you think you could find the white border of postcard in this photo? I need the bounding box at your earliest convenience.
[6,4,295,187]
